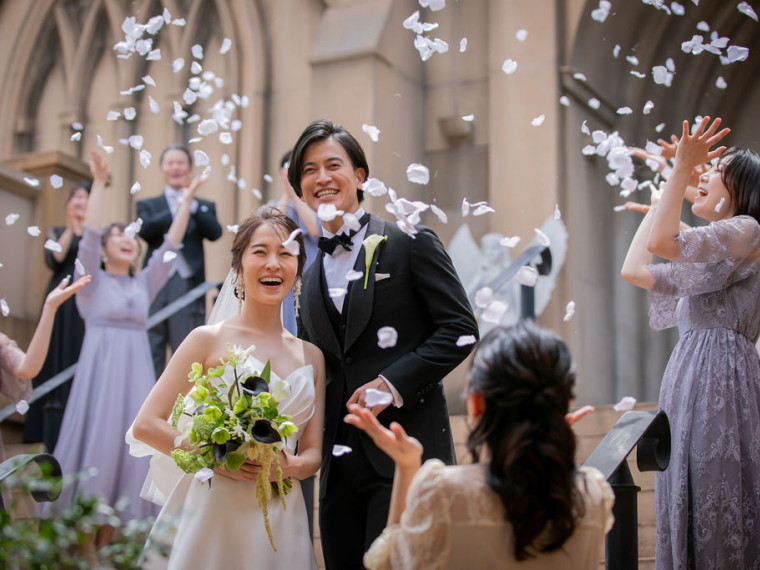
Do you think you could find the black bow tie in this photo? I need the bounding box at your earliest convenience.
[317,213,370,255]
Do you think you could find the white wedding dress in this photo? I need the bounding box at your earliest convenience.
[131,356,318,570]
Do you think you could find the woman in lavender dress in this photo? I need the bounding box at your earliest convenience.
[49,150,204,547]
[622,117,760,568]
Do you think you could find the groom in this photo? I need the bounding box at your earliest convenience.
[290,119,478,568]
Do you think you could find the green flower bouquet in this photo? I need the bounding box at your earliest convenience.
[169,345,297,550]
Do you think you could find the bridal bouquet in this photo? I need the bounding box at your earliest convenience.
[169,345,297,550]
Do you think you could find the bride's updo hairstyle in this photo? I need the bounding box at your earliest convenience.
[466,321,582,561]
[230,207,306,278]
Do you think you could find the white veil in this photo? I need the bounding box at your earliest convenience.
[207,269,240,325]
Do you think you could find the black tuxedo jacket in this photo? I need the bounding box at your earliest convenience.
[297,214,478,498]
[136,194,222,284]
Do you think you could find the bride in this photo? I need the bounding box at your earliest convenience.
[130,208,325,569]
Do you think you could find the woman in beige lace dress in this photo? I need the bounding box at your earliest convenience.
[346,321,614,569]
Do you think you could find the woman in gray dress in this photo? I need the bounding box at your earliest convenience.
[49,150,203,548]
[622,116,760,568]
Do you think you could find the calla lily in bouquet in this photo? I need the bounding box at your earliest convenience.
[169,345,298,550]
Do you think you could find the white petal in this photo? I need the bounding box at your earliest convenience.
[190,61,202,75]
[482,300,508,324]
[227,224,239,234]
[128,135,143,149]
[107,110,121,121]
[613,44,621,58]
[377,326,398,349]
[534,228,550,247]
[128,181,141,195]
[194,467,215,483]
[671,2,685,16]
[191,44,204,59]
[588,97,601,109]
[148,96,160,114]
[15,399,30,415]
[124,107,136,120]
[362,177,388,197]
[0,299,8,317]
[72,121,83,131]
[282,228,303,255]
[531,114,546,126]
[456,335,477,347]
[474,287,493,308]
[362,124,381,142]
[616,107,633,115]
[697,20,710,32]
[591,1,611,22]
[459,38,467,52]
[574,72,587,82]
[714,197,725,213]
[332,444,352,457]
[643,100,654,114]
[738,1,758,21]
[343,212,361,232]
[329,287,347,298]
[27,226,42,237]
[715,76,727,89]
[345,269,364,281]
[143,75,156,86]
[197,119,218,135]
[146,48,161,61]
[516,265,539,286]
[461,198,470,217]
[613,396,637,412]
[71,132,82,142]
[461,114,474,122]
[554,204,561,220]
[630,71,646,79]
[655,122,666,133]
[193,150,210,167]
[581,120,590,135]
[44,239,63,253]
[472,204,495,216]
[220,38,233,54]
[500,235,521,248]
[364,388,393,407]
[5,213,19,225]
[406,163,430,185]
[430,204,448,223]
[563,301,576,322]
[613,205,627,212]
[49,174,64,189]
[317,204,344,222]
[726,45,749,63]
[139,149,152,169]
[172,58,185,73]
[501,58,518,75]
[515,29,528,41]
[559,95,570,107]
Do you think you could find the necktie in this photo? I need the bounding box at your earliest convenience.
[317,213,371,255]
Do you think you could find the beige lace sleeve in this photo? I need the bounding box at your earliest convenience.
[364,459,452,570]
[0,332,29,403]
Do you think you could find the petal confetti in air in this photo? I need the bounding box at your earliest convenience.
[419,0,446,10]
[643,100,655,114]
[5,213,19,225]
[459,38,467,52]
[613,204,627,212]
[71,132,82,142]
[128,135,144,149]
[50,174,64,189]
[332,444,352,457]
[430,204,448,223]
[554,204,561,220]
[406,163,430,185]
[613,396,637,412]
[534,228,550,247]
[574,73,587,82]
[194,467,214,483]
[588,98,601,110]
[482,300,508,324]
[193,150,210,167]
[516,265,539,286]
[75,258,86,276]
[124,107,136,120]
[172,58,185,73]
[15,400,29,415]
[44,239,63,253]
[724,45,749,63]
[148,95,160,113]
[96,135,113,154]
[500,235,521,248]
[738,1,758,21]
[715,76,727,89]
[24,177,40,187]
[317,204,344,222]
[139,149,152,169]
[364,388,393,407]
[107,110,121,121]
[563,301,576,322]
[197,119,218,135]
[456,335,477,347]
[714,197,725,213]
[532,114,546,126]
[27,226,42,237]
[191,44,204,59]
[190,61,202,74]
[328,287,348,299]
[362,177,388,197]
[474,287,494,308]
[472,204,495,216]
[515,29,528,41]
[362,124,381,142]
[462,114,474,121]
[220,38,232,54]
[226,224,239,234]
[377,326,399,349]
[591,0,611,22]
[501,58,518,74]
[0,299,8,317]
[143,74,156,86]
[559,95,570,107]
[146,48,161,61]
[345,269,364,281]
[671,2,685,16]
[616,107,633,115]
[282,228,303,256]
[343,212,361,232]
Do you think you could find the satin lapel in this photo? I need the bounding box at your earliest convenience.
[344,215,386,353]
[301,252,342,360]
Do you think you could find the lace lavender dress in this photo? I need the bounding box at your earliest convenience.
[48,225,179,521]
[648,216,760,569]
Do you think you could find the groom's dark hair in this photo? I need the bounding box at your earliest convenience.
[287,119,369,203]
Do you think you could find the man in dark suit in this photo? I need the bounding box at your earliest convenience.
[136,145,222,377]
[290,120,478,568]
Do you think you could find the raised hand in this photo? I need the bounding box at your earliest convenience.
[674,117,730,171]
[88,149,109,185]
[345,403,423,469]
[180,175,207,204]
[44,274,91,309]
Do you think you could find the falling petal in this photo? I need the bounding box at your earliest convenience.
[461,198,470,217]
[697,20,710,31]
[128,181,141,195]
[343,212,361,232]
[124,107,136,120]
[148,96,160,114]
[643,100,654,114]
[406,163,430,185]
[139,149,152,169]
[220,38,233,54]
[715,76,727,89]
[191,44,204,59]
[630,71,646,79]
[516,266,539,286]
[128,135,143,149]
[194,150,210,167]
[574,73,587,82]
[419,0,446,10]
[581,120,590,135]
[725,45,749,63]
[500,235,520,248]
[107,111,121,121]
[588,98,601,109]
[534,228,551,247]
[613,205,627,212]
[190,61,202,75]
[616,107,633,115]
[459,38,467,52]
[474,287,493,308]
[172,58,185,73]
[146,48,161,61]
[264,174,273,183]
[332,444,352,457]
[655,122,666,133]
[482,300,508,324]
[5,214,19,225]
[515,29,528,42]
[194,467,214,482]
[172,18,186,26]
[472,204,495,216]
[613,45,621,58]
[362,178,388,197]
[44,239,63,253]
[377,326,398,349]
[328,287,347,299]
[613,396,637,412]
[0,299,8,317]
[50,175,64,189]
[461,114,474,121]
[738,1,758,21]
[554,204,561,220]
[362,124,381,142]
[531,114,546,126]
[72,122,83,131]
[282,228,303,255]
[430,204,448,223]
[671,2,685,16]
[143,75,156,86]
[591,0,611,22]
[365,388,393,407]
[15,399,29,415]
[197,119,218,135]
[346,269,363,281]
[71,132,82,142]
[317,204,344,222]
[563,301,576,322]
[559,95,570,107]
[456,335,477,347]
[227,224,239,233]
[27,226,42,237]
[502,58,518,74]
[714,197,725,213]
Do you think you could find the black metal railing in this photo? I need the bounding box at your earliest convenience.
[583,409,670,570]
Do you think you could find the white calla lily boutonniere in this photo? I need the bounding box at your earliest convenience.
[362,234,387,289]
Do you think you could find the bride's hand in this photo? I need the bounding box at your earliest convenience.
[213,460,260,482]
[244,452,293,482]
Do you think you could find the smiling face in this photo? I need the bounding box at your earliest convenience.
[692,163,734,222]
[103,225,139,273]
[299,138,366,233]
[239,223,299,308]
[160,148,192,191]
[67,187,89,220]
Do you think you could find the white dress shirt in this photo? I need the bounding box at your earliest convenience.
[163,186,197,279]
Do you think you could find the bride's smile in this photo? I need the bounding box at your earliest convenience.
[241,223,298,303]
